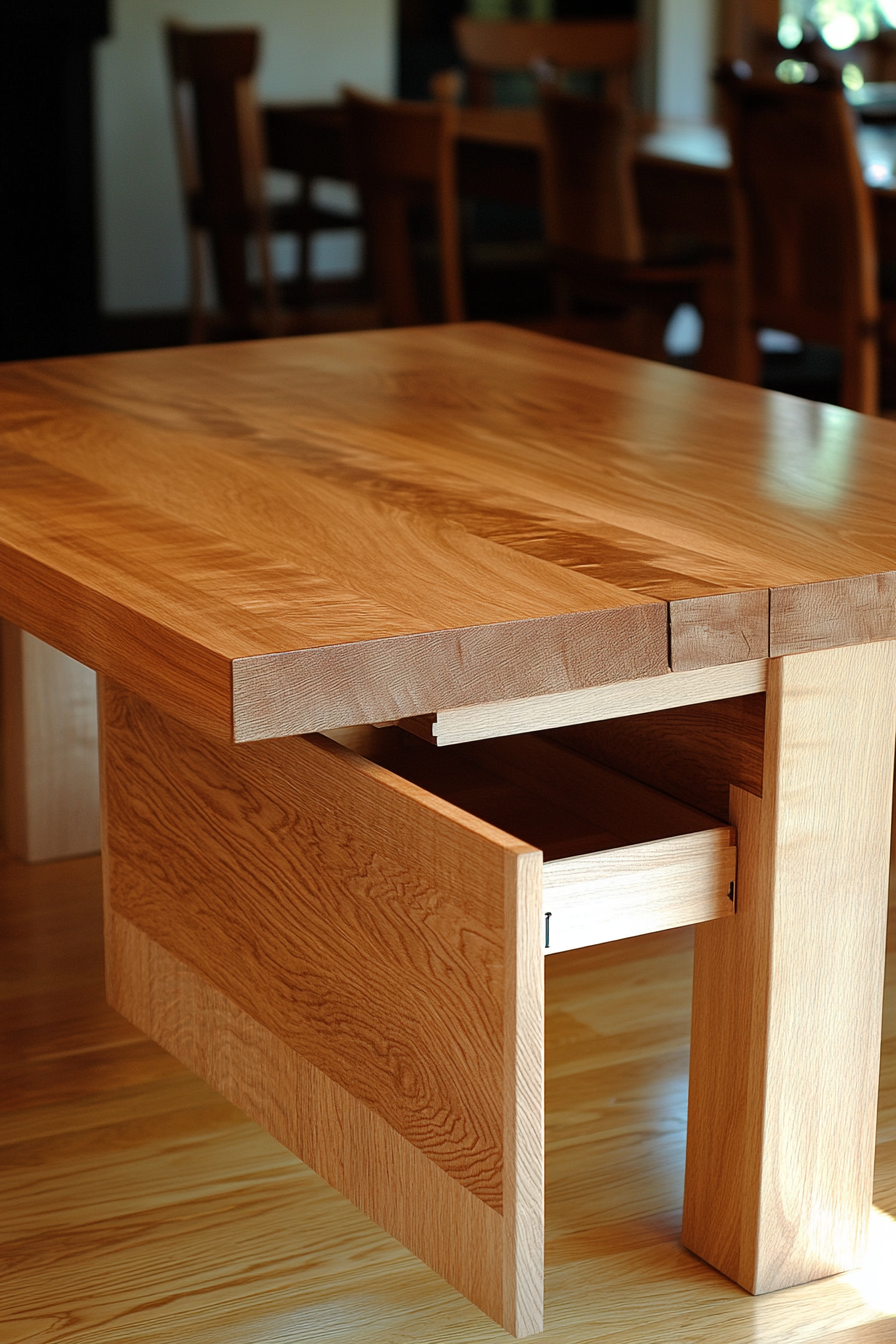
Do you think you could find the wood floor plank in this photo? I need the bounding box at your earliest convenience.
[1,850,894,1343]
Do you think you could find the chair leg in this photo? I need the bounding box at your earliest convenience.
[256,224,279,336]
[293,176,310,309]
[188,229,209,345]
[211,231,255,334]
[840,331,879,415]
[367,196,421,328]
[696,261,741,381]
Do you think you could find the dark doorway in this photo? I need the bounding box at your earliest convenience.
[0,1,110,362]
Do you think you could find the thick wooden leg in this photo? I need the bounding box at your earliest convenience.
[100,679,543,1337]
[1,621,100,862]
[683,641,896,1292]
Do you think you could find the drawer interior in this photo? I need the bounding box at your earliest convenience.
[325,725,726,861]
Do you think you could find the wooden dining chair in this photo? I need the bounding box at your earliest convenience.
[538,87,717,364]
[718,67,881,413]
[166,23,364,342]
[342,89,464,327]
[453,17,641,108]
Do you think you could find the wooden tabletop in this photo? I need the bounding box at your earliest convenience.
[2,323,896,743]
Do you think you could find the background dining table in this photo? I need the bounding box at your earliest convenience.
[263,100,896,284]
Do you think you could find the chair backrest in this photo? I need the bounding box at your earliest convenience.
[540,87,643,265]
[342,89,463,326]
[165,23,272,329]
[454,18,640,106]
[720,71,878,338]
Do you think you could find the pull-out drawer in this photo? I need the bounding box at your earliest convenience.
[101,682,735,1339]
[328,725,737,955]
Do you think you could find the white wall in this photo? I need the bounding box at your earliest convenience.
[95,0,395,313]
[656,0,715,121]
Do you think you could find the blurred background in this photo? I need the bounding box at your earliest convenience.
[0,0,717,362]
[5,0,896,414]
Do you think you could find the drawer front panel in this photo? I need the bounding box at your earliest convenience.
[543,828,737,954]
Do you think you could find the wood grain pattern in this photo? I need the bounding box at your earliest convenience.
[548,692,765,820]
[770,572,896,657]
[459,731,729,853]
[3,325,896,741]
[543,828,736,954]
[231,606,665,740]
[428,659,767,746]
[330,724,737,955]
[669,589,769,670]
[98,682,741,1334]
[1,622,99,862]
[100,679,544,1335]
[503,840,544,1337]
[5,848,895,1344]
[105,909,509,1330]
[326,723,730,866]
[102,684,512,1207]
[683,640,896,1292]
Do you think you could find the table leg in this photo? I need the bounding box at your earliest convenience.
[1,620,100,862]
[683,641,896,1291]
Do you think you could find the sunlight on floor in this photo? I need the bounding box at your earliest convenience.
[844,1206,896,1316]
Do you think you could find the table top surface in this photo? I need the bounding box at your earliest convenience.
[2,323,896,742]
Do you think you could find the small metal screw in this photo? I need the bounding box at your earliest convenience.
[545,912,551,948]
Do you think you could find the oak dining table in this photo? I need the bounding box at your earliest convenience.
[2,322,896,1337]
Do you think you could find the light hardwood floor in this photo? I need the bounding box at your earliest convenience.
[1,847,894,1343]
